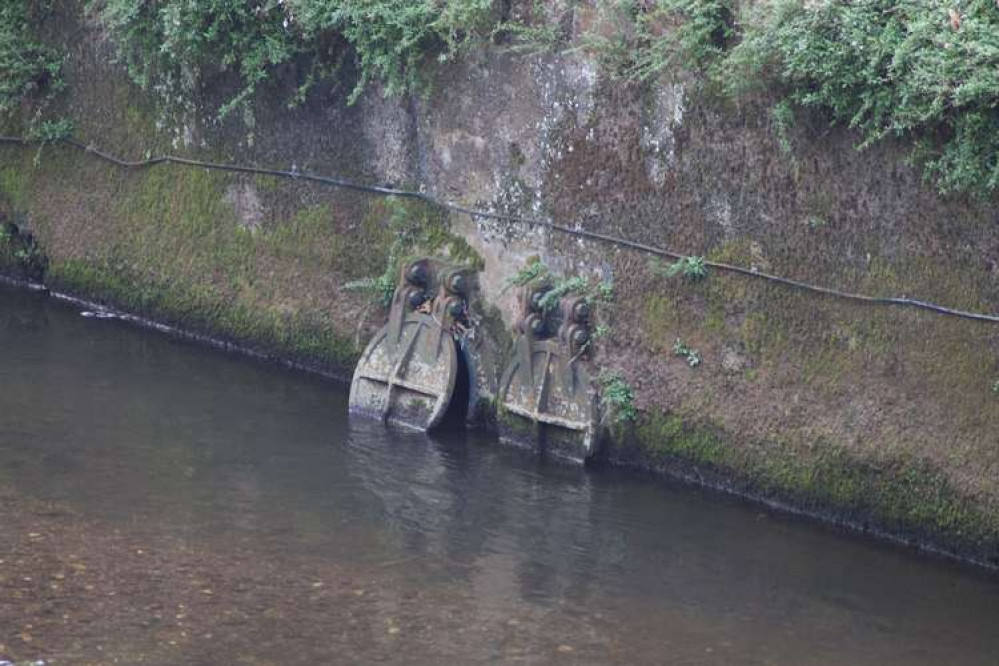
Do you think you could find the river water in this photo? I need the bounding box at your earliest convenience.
[1,282,998,665]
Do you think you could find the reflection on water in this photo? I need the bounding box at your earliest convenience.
[2,283,999,665]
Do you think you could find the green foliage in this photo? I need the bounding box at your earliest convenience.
[293,0,495,105]
[0,0,64,114]
[496,19,564,55]
[599,371,637,424]
[96,0,497,118]
[731,0,999,197]
[537,275,588,311]
[504,258,550,290]
[655,255,708,281]
[672,337,701,367]
[24,117,74,166]
[97,0,303,119]
[625,0,999,198]
[625,0,736,81]
[493,0,577,55]
[0,218,47,280]
[25,117,73,142]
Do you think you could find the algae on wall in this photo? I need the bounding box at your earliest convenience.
[608,409,999,566]
[0,128,485,376]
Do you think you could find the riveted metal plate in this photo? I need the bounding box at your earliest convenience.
[349,258,476,431]
[497,315,596,461]
[349,311,458,430]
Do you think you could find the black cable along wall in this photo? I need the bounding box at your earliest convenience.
[2,134,998,325]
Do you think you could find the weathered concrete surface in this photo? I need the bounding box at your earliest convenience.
[2,2,998,563]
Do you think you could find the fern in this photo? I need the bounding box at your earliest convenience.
[537,276,588,311]
[504,260,551,291]
[599,371,637,424]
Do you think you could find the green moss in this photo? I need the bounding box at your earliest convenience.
[49,258,359,370]
[497,407,538,440]
[0,217,47,280]
[643,234,999,412]
[410,205,484,270]
[356,196,484,301]
[628,216,999,564]
[628,409,999,563]
[25,162,378,372]
[1,134,488,375]
[0,164,28,210]
[254,174,283,194]
[643,293,680,331]
[634,412,734,469]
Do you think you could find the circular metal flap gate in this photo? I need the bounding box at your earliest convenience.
[498,336,595,461]
[349,258,473,431]
[497,292,597,461]
[349,311,458,430]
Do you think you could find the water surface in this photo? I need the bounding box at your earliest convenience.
[1,283,997,665]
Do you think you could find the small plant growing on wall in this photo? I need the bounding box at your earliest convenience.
[673,338,702,367]
[599,371,637,425]
[657,255,708,281]
[506,260,615,307]
[0,218,48,281]
[505,260,617,358]
[505,258,550,291]
[537,276,589,312]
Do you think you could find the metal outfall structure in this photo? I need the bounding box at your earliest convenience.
[348,258,598,460]
[350,259,471,431]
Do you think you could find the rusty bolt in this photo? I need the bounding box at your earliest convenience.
[525,314,546,337]
[406,262,429,286]
[529,290,548,312]
[446,272,466,296]
[407,289,427,309]
[447,298,465,318]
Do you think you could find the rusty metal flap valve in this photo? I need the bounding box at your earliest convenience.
[496,285,597,461]
[349,258,474,430]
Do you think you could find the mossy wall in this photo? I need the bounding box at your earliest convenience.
[0,136,474,375]
[546,78,999,564]
[2,1,998,564]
